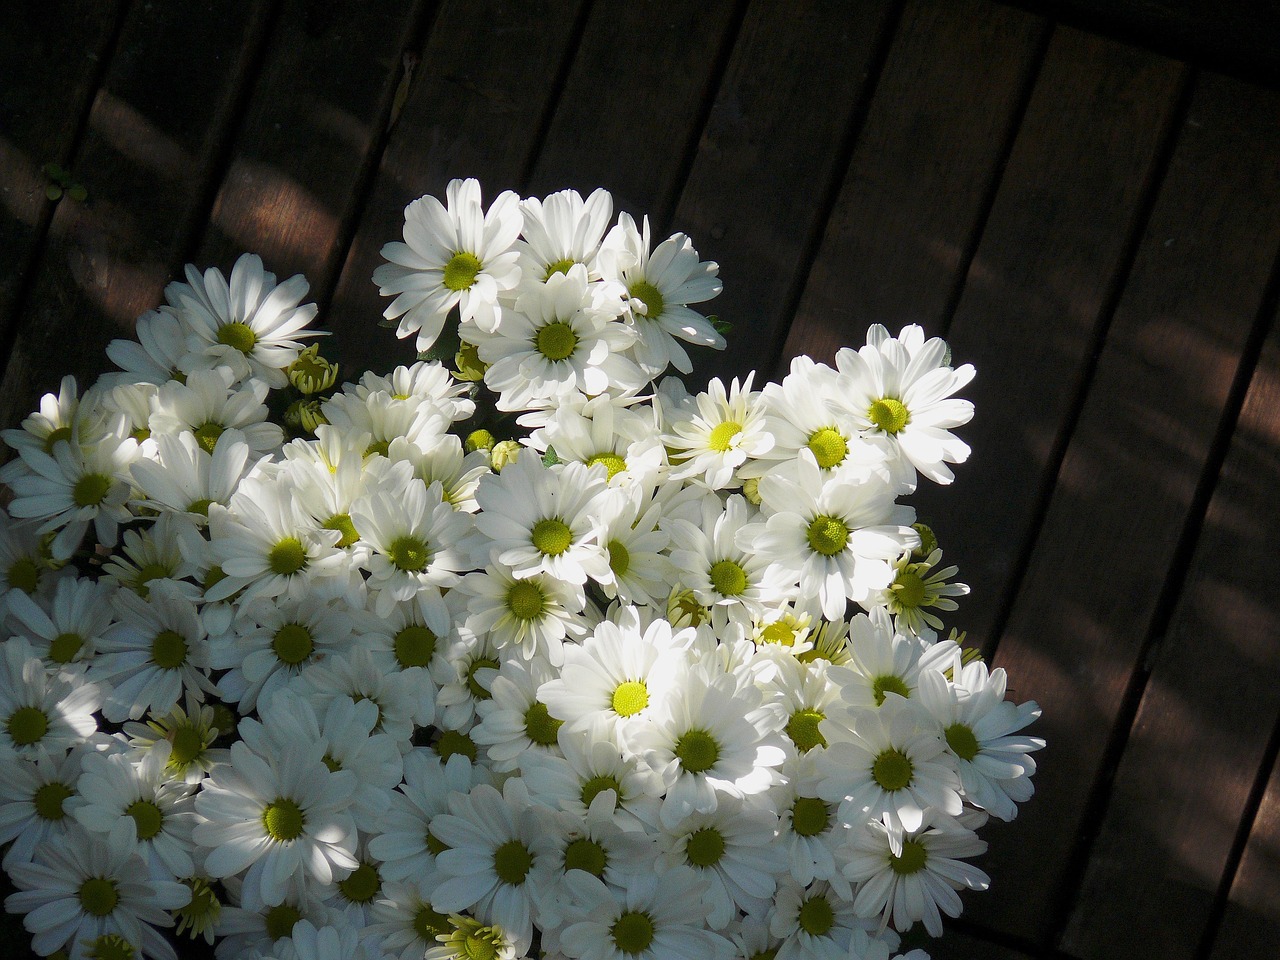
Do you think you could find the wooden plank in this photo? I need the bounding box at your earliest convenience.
[322,0,589,379]
[780,0,1047,369]
[0,1,123,340]
[928,927,1039,960]
[1212,748,1280,957]
[973,72,1280,949]
[0,0,276,441]
[1060,97,1280,951]
[906,28,1187,648]
[522,0,742,226]
[663,0,900,388]
[193,0,424,293]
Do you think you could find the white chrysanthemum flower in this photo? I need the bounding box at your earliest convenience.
[472,656,563,773]
[267,919,388,960]
[830,608,957,712]
[5,425,139,558]
[103,308,193,387]
[628,659,786,829]
[194,733,358,910]
[90,583,217,723]
[654,794,784,929]
[770,878,884,960]
[598,213,724,376]
[207,473,350,607]
[665,374,773,489]
[374,177,523,349]
[474,265,640,410]
[519,715,664,833]
[351,479,477,617]
[365,877,453,960]
[516,187,613,287]
[148,368,283,456]
[915,658,1044,822]
[817,695,961,839]
[130,427,254,524]
[843,811,989,937]
[433,625,501,732]
[744,451,919,620]
[393,434,491,514]
[0,376,115,464]
[75,740,199,881]
[99,512,205,598]
[0,638,101,758]
[366,750,481,884]
[667,493,773,631]
[356,593,453,726]
[871,547,969,634]
[753,650,843,760]
[426,914,522,960]
[461,565,591,667]
[537,609,690,746]
[352,360,476,424]
[0,739,104,869]
[429,780,559,952]
[5,574,117,670]
[831,324,974,487]
[773,753,850,892]
[474,455,612,586]
[559,866,733,960]
[525,393,668,487]
[122,692,227,785]
[291,646,425,746]
[4,822,190,960]
[0,509,49,600]
[213,881,340,960]
[168,253,321,389]
[321,389,452,461]
[210,595,354,715]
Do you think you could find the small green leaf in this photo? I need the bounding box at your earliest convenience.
[710,316,732,335]
[541,445,560,467]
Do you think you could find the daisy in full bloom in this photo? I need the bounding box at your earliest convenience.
[0,739,103,869]
[598,213,724,376]
[0,639,102,758]
[428,779,559,952]
[664,374,774,490]
[374,177,524,350]
[842,811,989,937]
[99,512,205,599]
[5,574,117,670]
[461,564,592,667]
[831,324,975,487]
[626,659,786,829]
[817,695,961,839]
[103,308,192,387]
[471,656,563,773]
[472,264,641,411]
[558,866,733,960]
[827,607,957,712]
[148,368,283,456]
[872,546,969,635]
[122,692,227,785]
[742,450,919,620]
[667,494,773,631]
[770,877,897,960]
[473,455,612,586]
[193,731,359,910]
[915,656,1044,822]
[166,252,321,388]
[4,822,191,960]
[0,375,113,464]
[129,427,254,524]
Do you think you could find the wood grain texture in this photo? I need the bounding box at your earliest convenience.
[781,0,1047,372]
[0,0,123,340]
[523,0,743,229]
[665,0,900,389]
[1059,85,1280,958]
[1211,741,1280,957]
[193,0,424,294]
[321,0,590,379]
[977,72,1280,950]
[906,28,1186,651]
[0,0,276,443]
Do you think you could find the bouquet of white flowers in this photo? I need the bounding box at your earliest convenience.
[0,179,1043,960]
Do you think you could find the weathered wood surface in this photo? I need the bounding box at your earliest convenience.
[3,2,1280,957]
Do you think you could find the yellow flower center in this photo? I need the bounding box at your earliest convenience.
[443,251,483,291]
[493,839,533,885]
[871,748,913,791]
[536,321,578,361]
[78,877,119,917]
[684,827,725,867]
[889,838,929,875]
[523,701,563,746]
[806,515,849,556]
[531,518,573,556]
[790,796,831,837]
[806,426,847,469]
[150,629,188,669]
[628,280,665,320]
[272,623,314,666]
[945,722,981,761]
[674,729,719,774]
[868,397,909,434]
[611,680,648,717]
[267,537,307,576]
[126,799,164,840]
[563,837,608,876]
[262,797,305,842]
[388,534,430,572]
[707,421,742,452]
[611,911,656,954]
[786,708,827,752]
[73,472,112,507]
[394,625,437,668]
[216,322,257,354]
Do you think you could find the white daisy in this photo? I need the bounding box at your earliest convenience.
[461,565,591,667]
[667,493,772,631]
[843,811,989,937]
[872,547,969,635]
[743,450,919,620]
[558,866,733,960]
[291,646,424,747]
[817,695,961,839]
[915,657,1044,822]
[193,734,358,910]
[829,608,957,712]
[99,512,205,598]
[351,360,476,424]
[774,753,850,892]
[169,253,321,389]
[0,509,49,600]
[129,427,254,524]
[90,583,217,723]
[103,308,193,387]
[148,368,283,456]
[664,373,774,489]
[374,177,523,350]
[598,213,724,376]
[122,692,227,785]
[769,878,881,960]
[516,187,613,286]
[0,739,103,869]
[831,324,975,487]
[75,739,199,881]
[365,877,452,960]
[0,638,101,758]
[4,822,190,960]
[472,656,563,773]
[5,573,117,670]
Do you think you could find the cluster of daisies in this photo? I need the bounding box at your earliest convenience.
[0,180,1042,960]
